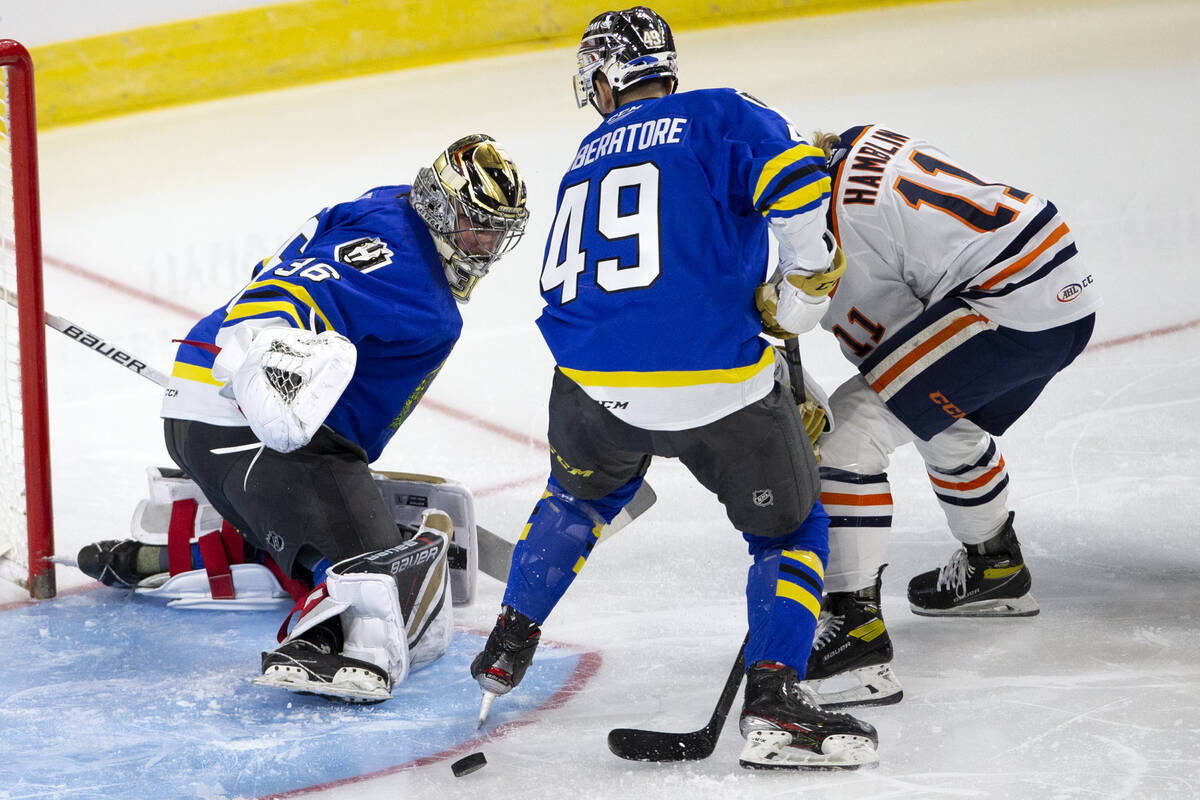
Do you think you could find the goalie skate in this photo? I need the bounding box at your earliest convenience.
[738,661,878,771]
[254,638,391,704]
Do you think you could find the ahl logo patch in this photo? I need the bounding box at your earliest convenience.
[1057,283,1082,303]
[336,237,393,273]
[752,489,775,508]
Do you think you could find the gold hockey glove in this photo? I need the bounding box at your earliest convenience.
[789,244,846,299]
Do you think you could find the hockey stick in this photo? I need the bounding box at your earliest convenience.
[607,337,808,762]
[474,479,657,582]
[1,290,171,387]
[608,633,748,761]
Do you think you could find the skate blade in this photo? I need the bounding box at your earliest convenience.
[805,663,904,709]
[909,592,1039,618]
[252,667,391,704]
[738,730,878,770]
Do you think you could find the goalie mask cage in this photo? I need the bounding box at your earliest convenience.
[0,40,55,600]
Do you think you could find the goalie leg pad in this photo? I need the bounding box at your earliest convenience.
[262,508,455,701]
[371,472,478,607]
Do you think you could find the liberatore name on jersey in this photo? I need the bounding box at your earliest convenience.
[161,186,462,461]
[537,88,830,430]
[823,124,1100,371]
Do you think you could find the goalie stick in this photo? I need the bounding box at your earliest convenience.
[607,336,808,762]
[474,480,657,582]
[1,290,172,387]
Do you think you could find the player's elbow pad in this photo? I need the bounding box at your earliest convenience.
[231,328,357,453]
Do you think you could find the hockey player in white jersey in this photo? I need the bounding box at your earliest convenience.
[803,125,1100,708]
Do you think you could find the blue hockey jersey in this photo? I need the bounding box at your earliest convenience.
[161,186,461,462]
[536,88,829,430]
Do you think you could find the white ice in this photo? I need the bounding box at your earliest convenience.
[11,0,1200,797]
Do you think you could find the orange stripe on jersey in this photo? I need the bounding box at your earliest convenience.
[974,222,1071,291]
[869,311,990,394]
[821,491,893,506]
[927,458,1007,491]
[828,126,874,248]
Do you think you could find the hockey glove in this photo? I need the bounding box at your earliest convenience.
[757,236,847,337]
[231,328,357,453]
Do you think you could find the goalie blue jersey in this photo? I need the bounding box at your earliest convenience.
[536,88,830,430]
[161,186,461,462]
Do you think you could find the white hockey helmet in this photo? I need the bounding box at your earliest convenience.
[410,134,529,302]
[573,6,679,112]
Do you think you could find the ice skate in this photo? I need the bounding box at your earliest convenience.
[471,605,542,696]
[738,661,878,770]
[805,567,902,708]
[76,539,163,588]
[253,625,391,704]
[908,512,1039,617]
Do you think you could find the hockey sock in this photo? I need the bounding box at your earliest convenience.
[819,466,893,594]
[743,501,829,674]
[503,476,642,623]
[131,541,267,576]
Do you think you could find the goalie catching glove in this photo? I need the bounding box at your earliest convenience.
[217,326,357,453]
[756,232,847,338]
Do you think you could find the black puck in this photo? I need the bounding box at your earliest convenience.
[451,751,487,777]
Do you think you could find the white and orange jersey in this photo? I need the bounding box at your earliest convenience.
[821,125,1100,365]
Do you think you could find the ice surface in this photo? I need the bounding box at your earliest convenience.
[4,0,1198,797]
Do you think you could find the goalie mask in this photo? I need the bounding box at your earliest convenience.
[411,134,529,302]
[573,6,678,112]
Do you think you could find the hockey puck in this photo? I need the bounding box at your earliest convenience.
[451,751,487,777]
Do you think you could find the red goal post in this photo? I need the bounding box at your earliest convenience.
[1,39,55,600]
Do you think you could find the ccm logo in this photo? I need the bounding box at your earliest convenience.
[1057,274,1094,303]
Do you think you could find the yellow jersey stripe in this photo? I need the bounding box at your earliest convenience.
[171,361,223,386]
[561,346,774,389]
[753,143,826,207]
[226,300,306,330]
[243,279,334,332]
[762,175,832,215]
[776,579,821,619]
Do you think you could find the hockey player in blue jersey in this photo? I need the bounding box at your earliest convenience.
[469,7,877,770]
[77,134,529,703]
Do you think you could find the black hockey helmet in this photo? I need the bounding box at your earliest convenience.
[573,6,678,111]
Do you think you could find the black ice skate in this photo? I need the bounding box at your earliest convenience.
[738,661,878,770]
[805,567,903,708]
[471,605,541,696]
[253,623,390,704]
[76,539,161,588]
[907,512,1039,617]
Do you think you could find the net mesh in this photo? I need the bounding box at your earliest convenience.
[0,62,29,573]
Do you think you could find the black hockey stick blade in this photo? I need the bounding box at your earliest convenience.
[608,634,748,762]
[475,480,657,582]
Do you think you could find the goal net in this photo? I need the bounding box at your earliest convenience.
[0,39,55,599]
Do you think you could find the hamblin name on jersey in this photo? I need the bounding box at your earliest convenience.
[569,116,689,171]
[842,128,910,206]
